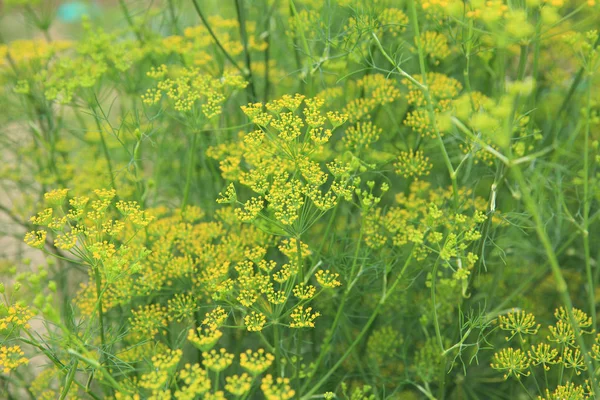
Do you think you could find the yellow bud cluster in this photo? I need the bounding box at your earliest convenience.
[0,345,28,374]
[289,305,320,328]
[394,150,432,179]
[202,348,234,372]
[261,374,295,400]
[315,270,342,288]
[240,348,275,375]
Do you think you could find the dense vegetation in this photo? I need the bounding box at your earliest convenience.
[1,0,599,399]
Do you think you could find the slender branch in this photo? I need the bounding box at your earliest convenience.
[190,0,245,74]
[234,0,257,101]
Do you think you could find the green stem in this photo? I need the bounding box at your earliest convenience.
[301,249,414,398]
[294,236,304,395]
[234,0,257,102]
[274,322,281,375]
[90,104,117,190]
[118,0,144,42]
[190,0,245,74]
[59,360,78,400]
[182,131,199,210]
[300,213,363,392]
[167,0,180,34]
[517,378,535,400]
[509,162,597,394]
[92,265,107,368]
[67,349,125,393]
[431,256,445,353]
[583,76,595,328]
[407,1,458,209]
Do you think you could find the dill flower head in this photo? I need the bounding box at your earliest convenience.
[528,343,559,371]
[130,304,168,338]
[561,348,586,375]
[188,327,223,352]
[548,320,575,346]
[0,345,29,374]
[202,306,228,330]
[167,293,197,322]
[245,311,267,332]
[202,348,234,372]
[293,283,316,300]
[152,348,183,372]
[554,307,595,334]
[30,208,53,227]
[417,31,451,65]
[44,188,69,206]
[240,348,274,375]
[540,381,591,400]
[175,363,211,399]
[289,305,320,328]
[261,374,295,400]
[344,121,381,152]
[225,373,253,396]
[0,303,34,331]
[315,270,342,288]
[142,65,247,117]
[591,334,600,361]
[491,348,531,380]
[367,326,403,366]
[394,150,433,180]
[497,309,540,341]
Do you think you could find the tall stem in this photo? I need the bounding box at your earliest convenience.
[182,131,198,210]
[301,250,415,399]
[583,77,595,328]
[234,0,257,102]
[509,163,597,394]
[407,0,458,209]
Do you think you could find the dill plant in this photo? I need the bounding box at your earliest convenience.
[0,0,599,399]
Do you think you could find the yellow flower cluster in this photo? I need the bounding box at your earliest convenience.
[261,374,295,400]
[142,65,247,116]
[202,348,234,372]
[240,349,275,375]
[492,307,596,383]
[289,305,321,328]
[394,150,433,180]
[188,307,228,350]
[0,345,28,374]
[344,74,402,122]
[0,303,34,331]
[210,94,353,234]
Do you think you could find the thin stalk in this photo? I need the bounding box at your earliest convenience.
[234,0,257,102]
[274,323,281,375]
[517,378,535,400]
[182,131,199,210]
[310,204,339,269]
[550,34,600,140]
[59,360,78,400]
[300,219,364,392]
[295,237,304,395]
[90,104,117,190]
[92,265,107,369]
[118,0,144,42]
[263,24,271,102]
[301,249,414,398]
[67,349,125,393]
[509,163,597,394]
[431,256,445,353]
[407,1,459,209]
[583,77,595,328]
[190,0,245,74]
[167,0,180,34]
